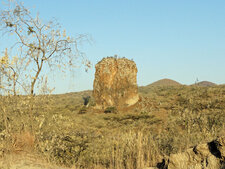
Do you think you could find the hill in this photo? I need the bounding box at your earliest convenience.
[194,81,217,87]
[138,79,182,95]
[149,78,182,87]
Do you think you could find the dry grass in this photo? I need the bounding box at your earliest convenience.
[11,131,35,152]
[0,85,225,168]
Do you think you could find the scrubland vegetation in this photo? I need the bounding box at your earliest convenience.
[0,85,225,168]
[0,1,225,169]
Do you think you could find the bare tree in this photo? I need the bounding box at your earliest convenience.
[0,47,28,95]
[0,1,91,95]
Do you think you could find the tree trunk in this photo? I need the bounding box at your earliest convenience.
[30,60,43,95]
[13,73,16,96]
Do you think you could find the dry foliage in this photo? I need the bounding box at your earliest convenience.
[0,85,225,169]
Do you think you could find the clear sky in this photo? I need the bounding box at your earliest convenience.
[1,0,225,94]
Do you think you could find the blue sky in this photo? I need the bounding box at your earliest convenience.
[1,0,225,93]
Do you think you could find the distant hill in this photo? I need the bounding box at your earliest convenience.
[138,79,182,94]
[149,78,182,87]
[194,81,217,87]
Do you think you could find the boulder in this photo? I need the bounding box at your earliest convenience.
[217,136,225,158]
[168,144,220,169]
[93,57,139,109]
[158,136,225,169]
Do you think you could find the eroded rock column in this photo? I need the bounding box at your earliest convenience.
[93,57,139,109]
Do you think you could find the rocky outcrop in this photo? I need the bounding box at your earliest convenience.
[167,142,221,169]
[147,136,225,169]
[93,57,139,109]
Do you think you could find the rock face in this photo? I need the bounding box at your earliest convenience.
[154,136,225,169]
[93,57,139,109]
[167,143,220,169]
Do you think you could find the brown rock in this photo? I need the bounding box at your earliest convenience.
[168,145,220,169]
[217,135,225,159]
[167,139,224,169]
[146,136,225,169]
[93,57,139,109]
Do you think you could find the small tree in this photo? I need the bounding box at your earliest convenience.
[0,48,25,95]
[0,0,91,95]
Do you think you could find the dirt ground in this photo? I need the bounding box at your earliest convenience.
[0,153,68,169]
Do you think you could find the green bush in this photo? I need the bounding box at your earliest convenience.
[104,106,117,114]
[78,106,88,114]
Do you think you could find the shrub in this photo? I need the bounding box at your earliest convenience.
[78,106,88,114]
[104,106,117,114]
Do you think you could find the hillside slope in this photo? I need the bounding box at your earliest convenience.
[149,78,181,87]
[194,81,217,87]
